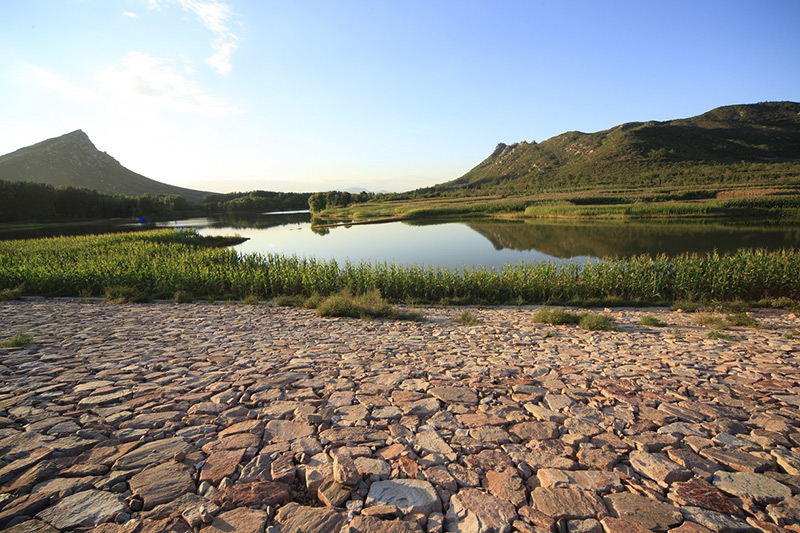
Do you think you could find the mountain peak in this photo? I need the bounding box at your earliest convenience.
[0,131,212,201]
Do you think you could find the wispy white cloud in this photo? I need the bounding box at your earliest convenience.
[147,0,239,76]
[123,11,138,18]
[95,52,237,117]
[30,67,94,101]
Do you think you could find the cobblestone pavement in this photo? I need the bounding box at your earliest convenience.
[1,299,799,532]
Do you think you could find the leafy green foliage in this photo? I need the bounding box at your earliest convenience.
[173,290,195,303]
[725,312,760,328]
[0,286,23,301]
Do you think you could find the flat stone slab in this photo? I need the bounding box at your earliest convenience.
[272,502,346,533]
[37,489,125,529]
[129,461,196,511]
[112,437,191,472]
[603,492,683,532]
[712,471,792,505]
[530,487,606,520]
[366,479,442,516]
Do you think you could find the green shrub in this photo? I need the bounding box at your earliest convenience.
[671,300,702,312]
[693,313,728,329]
[725,312,759,328]
[272,294,305,306]
[3,332,33,348]
[533,307,581,325]
[174,290,195,304]
[453,310,479,326]
[241,294,260,305]
[640,315,667,327]
[315,288,422,321]
[579,313,614,331]
[0,286,23,301]
[104,286,150,303]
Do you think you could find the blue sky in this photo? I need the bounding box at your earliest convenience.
[1,1,798,193]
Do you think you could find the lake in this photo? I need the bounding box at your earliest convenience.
[151,211,800,270]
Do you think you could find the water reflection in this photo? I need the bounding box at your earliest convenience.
[4,211,800,270]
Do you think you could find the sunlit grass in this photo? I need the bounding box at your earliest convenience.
[1,229,799,307]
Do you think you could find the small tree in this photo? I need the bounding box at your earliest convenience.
[308,193,327,212]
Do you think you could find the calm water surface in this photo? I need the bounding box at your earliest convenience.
[155,212,800,270]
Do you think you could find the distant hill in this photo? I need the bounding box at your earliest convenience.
[0,130,212,202]
[441,102,800,192]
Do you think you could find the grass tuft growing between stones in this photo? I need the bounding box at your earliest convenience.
[640,315,667,327]
[579,313,614,331]
[104,286,151,304]
[315,289,424,321]
[533,307,614,331]
[707,330,738,341]
[533,307,581,325]
[693,313,729,330]
[725,312,760,328]
[3,332,34,348]
[453,310,479,326]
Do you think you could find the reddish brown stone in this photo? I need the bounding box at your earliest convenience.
[669,477,744,518]
[211,481,292,507]
[0,492,51,528]
[200,448,246,485]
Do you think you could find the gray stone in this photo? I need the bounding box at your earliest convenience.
[366,479,442,516]
[37,489,125,529]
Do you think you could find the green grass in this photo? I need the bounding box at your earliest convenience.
[533,307,614,331]
[693,313,729,329]
[707,331,738,341]
[0,286,24,301]
[3,332,33,348]
[1,229,800,306]
[533,307,581,325]
[453,310,479,326]
[315,288,424,321]
[240,294,260,305]
[640,315,667,327]
[725,312,760,328]
[579,313,614,331]
[173,290,195,304]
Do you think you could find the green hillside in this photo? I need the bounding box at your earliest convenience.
[441,102,800,192]
[0,130,212,202]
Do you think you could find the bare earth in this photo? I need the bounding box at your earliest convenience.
[1,299,799,533]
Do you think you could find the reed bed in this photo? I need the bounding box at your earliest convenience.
[1,229,798,305]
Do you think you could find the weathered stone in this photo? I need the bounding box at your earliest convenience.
[429,386,478,404]
[530,487,606,520]
[200,448,246,485]
[0,493,51,528]
[347,515,422,532]
[200,507,267,533]
[444,488,517,533]
[129,461,196,511]
[700,447,774,473]
[668,477,744,518]
[485,468,526,507]
[212,481,291,507]
[603,492,682,532]
[3,519,59,533]
[712,471,791,505]
[628,450,692,487]
[599,516,652,533]
[679,506,756,533]
[37,489,125,529]
[112,437,191,472]
[272,502,346,533]
[333,447,360,485]
[366,479,442,516]
[266,420,315,442]
[318,477,352,507]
